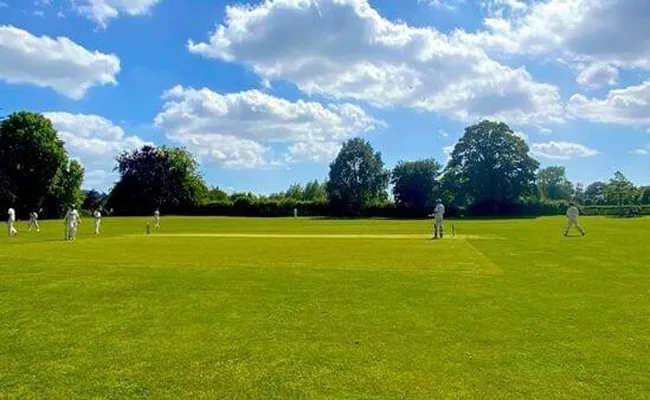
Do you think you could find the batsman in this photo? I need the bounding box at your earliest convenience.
[428,199,446,239]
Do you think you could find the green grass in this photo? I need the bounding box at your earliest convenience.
[1,216,648,398]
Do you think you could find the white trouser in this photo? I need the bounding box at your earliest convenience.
[565,218,584,234]
[434,218,444,236]
[7,221,17,236]
[94,219,101,234]
[29,220,39,231]
[68,223,78,239]
[154,217,160,228]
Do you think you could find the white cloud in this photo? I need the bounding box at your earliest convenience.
[629,148,649,156]
[188,0,563,126]
[466,0,650,70]
[286,141,341,163]
[0,25,120,99]
[576,62,618,88]
[530,141,599,159]
[0,2,8,8]
[153,85,382,168]
[568,80,650,125]
[73,0,161,27]
[44,112,150,189]
[438,129,449,138]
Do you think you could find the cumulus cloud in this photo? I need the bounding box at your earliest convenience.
[576,62,618,88]
[0,25,120,99]
[73,0,161,27]
[188,0,563,126]
[44,112,150,189]
[530,141,599,159]
[568,80,650,125]
[153,85,382,168]
[465,0,650,70]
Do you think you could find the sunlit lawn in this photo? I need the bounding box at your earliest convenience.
[1,216,648,398]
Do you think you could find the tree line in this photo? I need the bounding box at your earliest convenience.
[1,112,648,218]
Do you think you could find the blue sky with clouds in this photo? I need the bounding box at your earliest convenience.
[1,0,648,193]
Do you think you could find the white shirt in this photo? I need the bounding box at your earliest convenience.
[154,211,160,218]
[30,212,38,220]
[67,209,80,226]
[567,206,579,220]
[93,210,101,219]
[8,208,15,223]
[434,203,445,220]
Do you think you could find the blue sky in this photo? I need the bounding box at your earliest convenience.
[1,0,648,193]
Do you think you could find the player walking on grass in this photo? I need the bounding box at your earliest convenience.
[28,211,39,232]
[429,199,445,239]
[64,207,81,241]
[564,203,585,237]
[93,209,102,235]
[7,207,17,237]
[153,209,161,229]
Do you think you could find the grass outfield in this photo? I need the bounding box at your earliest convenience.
[1,217,648,398]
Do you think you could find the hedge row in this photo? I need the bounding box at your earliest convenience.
[116,199,650,218]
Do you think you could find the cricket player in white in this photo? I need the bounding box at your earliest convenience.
[7,207,17,237]
[93,209,102,235]
[429,199,445,239]
[564,203,585,236]
[153,209,160,228]
[65,207,81,241]
[28,211,40,232]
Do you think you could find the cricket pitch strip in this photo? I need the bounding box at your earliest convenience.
[131,233,495,240]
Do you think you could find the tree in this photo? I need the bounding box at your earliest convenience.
[205,187,229,203]
[442,121,539,209]
[302,180,327,202]
[537,166,574,201]
[604,171,639,205]
[583,181,607,205]
[391,159,442,214]
[326,138,389,214]
[82,189,108,211]
[0,111,70,213]
[53,160,85,212]
[107,145,207,214]
[640,186,650,204]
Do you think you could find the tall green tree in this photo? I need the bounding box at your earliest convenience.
[0,111,81,216]
[391,159,442,214]
[537,166,574,201]
[604,171,639,205]
[326,138,389,214]
[303,180,327,202]
[107,145,207,214]
[442,121,539,208]
[205,187,229,203]
[583,181,607,205]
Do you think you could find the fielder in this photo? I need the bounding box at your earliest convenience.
[564,203,585,237]
[64,207,81,241]
[293,208,298,218]
[428,199,445,239]
[28,211,40,232]
[153,209,161,228]
[93,209,102,235]
[7,207,17,237]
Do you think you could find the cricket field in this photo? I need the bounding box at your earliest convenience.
[1,217,648,398]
